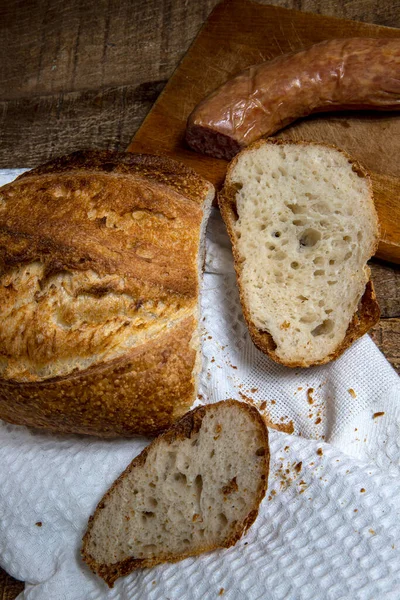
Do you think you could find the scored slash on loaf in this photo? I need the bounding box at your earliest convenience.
[0,150,214,436]
[218,139,380,367]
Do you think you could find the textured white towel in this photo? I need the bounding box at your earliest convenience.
[0,170,399,600]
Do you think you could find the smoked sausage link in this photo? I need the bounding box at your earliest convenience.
[186,38,400,160]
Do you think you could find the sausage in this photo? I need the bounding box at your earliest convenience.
[186,38,400,160]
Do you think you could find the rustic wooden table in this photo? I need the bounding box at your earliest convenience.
[0,0,399,596]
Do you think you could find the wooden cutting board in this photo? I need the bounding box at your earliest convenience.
[128,0,400,264]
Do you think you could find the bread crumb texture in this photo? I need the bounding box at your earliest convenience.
[220,140,379,366]
[82,400,269,587]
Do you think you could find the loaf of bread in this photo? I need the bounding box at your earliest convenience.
[0,151,214,436]
[82,399,269,587]
[219,140,380,367]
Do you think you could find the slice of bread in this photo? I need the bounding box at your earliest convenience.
[219,140,380,367]
[82,400,269,587]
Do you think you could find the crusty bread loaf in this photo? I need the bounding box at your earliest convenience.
[0,151,214,436]
[82,400,269,588]
[219,140,380,367]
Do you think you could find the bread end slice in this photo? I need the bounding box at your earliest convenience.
[219,139,380,367]
[82,400,269,587]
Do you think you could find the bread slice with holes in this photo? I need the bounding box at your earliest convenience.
[82,400,269,587]
[219,139,380,367]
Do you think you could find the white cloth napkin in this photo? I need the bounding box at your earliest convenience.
[0,170,399,600]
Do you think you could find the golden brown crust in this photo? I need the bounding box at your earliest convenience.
[16,150,211,206]
[1,151,206,300]
[0,150,214,434]
[218,139,380,368]
[0,316,197,436]
[81,399,269,588]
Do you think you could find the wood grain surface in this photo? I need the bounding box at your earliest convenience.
[0,0,399,597]
[128,0,400,263]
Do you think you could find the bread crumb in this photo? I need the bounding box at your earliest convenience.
[369,529,375,535]
[307,388,314,404]
[284,446,289,451]
[239,392,252,403]
[250,387,258,393]
[354,509,358,512]
[373,412,385,419]
[294,461,302,473]
[279,420,294,434]
[348,388,357,398]
[219,589,225,596]
[192,514,201,522]
[252,397,293,434]
[317,448,323,456]
[280,321,290,329]
[35,522,42,527]
[360,488,366,493]
[297,387,303,391]
[315,417,321,425]
[152,580,156,585]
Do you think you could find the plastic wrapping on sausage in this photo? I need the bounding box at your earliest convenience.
[186,38,400,160]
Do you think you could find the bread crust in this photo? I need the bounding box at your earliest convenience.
[81,399,269,587]
[0,316,197,436]
[218,139,380,368]
[16,150,212,206]
[0,151,214,435]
